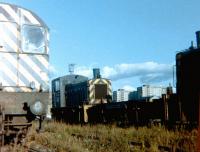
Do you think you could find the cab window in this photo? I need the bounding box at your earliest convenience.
[22,25,46,53]
[54,80,60,91]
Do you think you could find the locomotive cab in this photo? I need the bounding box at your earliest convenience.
[0,2,50,145]
[0,2,49,114]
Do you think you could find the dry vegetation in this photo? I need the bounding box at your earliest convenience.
[12,121,198,152]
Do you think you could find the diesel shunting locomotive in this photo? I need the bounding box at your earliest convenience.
[51,68,112,123]
[0,2,50,145]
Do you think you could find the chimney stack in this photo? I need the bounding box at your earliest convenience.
[195,31,200,48]
[69,64,75,75]
[93,68,101,79]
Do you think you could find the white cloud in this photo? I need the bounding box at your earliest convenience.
[74,61,173,84]
[74,66,92,77]
[102,62,173,83]
[122,85,136,91]
[49,64,58,78]
[103,66,118,78]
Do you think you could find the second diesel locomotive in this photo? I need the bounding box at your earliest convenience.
[52,68,112,107]
[51,68,112,123]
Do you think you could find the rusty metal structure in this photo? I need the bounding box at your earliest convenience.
[52,86,181,128]
[176,31,200,125]
[0,2,50,146]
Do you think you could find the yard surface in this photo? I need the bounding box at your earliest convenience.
[11,121,198,152]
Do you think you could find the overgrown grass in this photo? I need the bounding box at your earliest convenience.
[14,121,197,152]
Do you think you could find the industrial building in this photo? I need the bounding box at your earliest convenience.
[113,85,167,102]
[113,89,131,102]
[129,85,167,101]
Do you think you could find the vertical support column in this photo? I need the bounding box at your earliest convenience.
[83,105,89,123]
[198,94,200,127]
[0,106,5,147]
[0,105,3,147]
[2,107,4,146]
[162,94,168,125]
[197,93,200,151]
[135,105,138,129]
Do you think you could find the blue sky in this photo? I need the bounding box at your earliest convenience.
[2,0,200,91]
